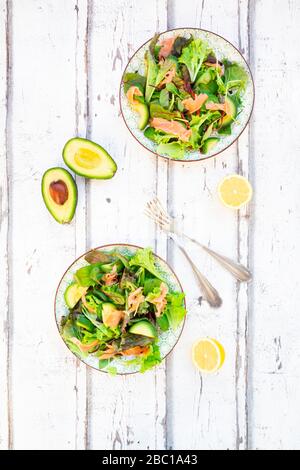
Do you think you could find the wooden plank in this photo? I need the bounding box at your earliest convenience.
[73,0,89,450]
[235,0,251,450]
[166,0,248,450]
[87,0,168,450]
[9,0,86,449]
[0,0,10,450]
[249,0,300,450]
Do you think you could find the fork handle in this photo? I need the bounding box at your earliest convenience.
[175,242,222,308]
[181,233,252,282]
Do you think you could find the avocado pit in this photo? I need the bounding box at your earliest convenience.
[49,180,69,205]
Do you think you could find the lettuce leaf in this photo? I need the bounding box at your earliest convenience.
[74,264,103,287]
[129,248,164,281]
[165,292,186,329]
[157,142,185,160]
[224,63,248,92]
[149,103,181,120]
[179,38,212,82]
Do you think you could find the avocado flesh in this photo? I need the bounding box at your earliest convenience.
[220,96,237,128]
[129,320,157,338]
[42,167,77,224]
[64,283,87,309]
[202,137,220,154]
[63,137,117,179]
[133,102,149,130]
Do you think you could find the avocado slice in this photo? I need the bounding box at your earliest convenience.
[219,95,237,128]
[129,320,157,338]
[64,283,87,309]
[41,167,77,223]
[133,102,149,130]
[201,137,220,154]
[63,137,117,179]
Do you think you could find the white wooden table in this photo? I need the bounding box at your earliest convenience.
[1,0,299,451]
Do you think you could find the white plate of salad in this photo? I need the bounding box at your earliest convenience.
[55,244,186,374]
[120,28,254,161]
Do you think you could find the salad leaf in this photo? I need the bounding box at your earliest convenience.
[149,103,181,120]
[171,35,192,57]
[156,313,169,331]
[99,358,111,369]
[165,292,186,329]
[224,63,248,92]
[123,72,146,93]
[107,366,118,376]
[74,264,103,287]
[156,57,177,86]
[145,50,158,103]
[157,142,185,160]
[179,38,212,82]
[129,248,164,281]
[143,277,163,295]
[101,285,125,305]
[159,88,170,109]
[84,250,112,264]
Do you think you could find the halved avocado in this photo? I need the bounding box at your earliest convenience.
[201,137,220,154]
[64,283,87,309]
[129,320,157,338]
[42,167,77,224]
[220,95,237,128]
[63,137,117,180]
[133,102,149,130]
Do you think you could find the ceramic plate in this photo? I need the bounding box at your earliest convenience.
[120,28,254,162]
[55,244,185,374]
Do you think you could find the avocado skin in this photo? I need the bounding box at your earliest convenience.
[41,167,77,224]
[62,137,117,180]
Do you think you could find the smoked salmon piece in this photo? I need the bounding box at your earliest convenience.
[158,36,177,60]
[206,101,230,114]
[147,282,168,317]
[182,93,208,113]
[126,86,143,105]
[121,346,150,357]
[70,337,99,353]
[102,308,124,329]
[159,67,176,87]
[151,118,192,142]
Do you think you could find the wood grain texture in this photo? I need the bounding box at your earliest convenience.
[248,0,300,450]
[0,0,10,450]
[166,0,249,450]
[8,0,86,449]
[86,0,168,450]
[1,0,300,451]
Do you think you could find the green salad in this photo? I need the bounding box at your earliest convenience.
[123,33,249,159]
[60,247,186,373]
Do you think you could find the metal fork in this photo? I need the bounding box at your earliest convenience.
[145,197,252,283]
[145,198,223,308]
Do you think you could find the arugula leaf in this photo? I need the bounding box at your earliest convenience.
[165,292,186,329]
[178,38,212,82]
[157,142,185,160]
[129,248,164,281]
